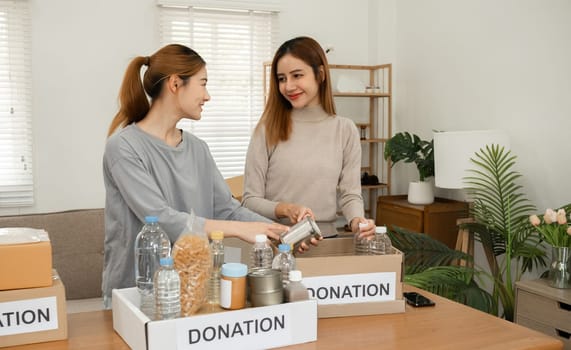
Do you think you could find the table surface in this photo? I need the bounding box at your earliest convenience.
[5,285,563,350]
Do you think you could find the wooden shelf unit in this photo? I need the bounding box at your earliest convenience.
[329,63,392,218]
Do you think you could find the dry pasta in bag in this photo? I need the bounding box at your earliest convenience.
[172,213,211,316]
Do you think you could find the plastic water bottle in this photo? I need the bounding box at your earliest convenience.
[154,256,181,320]
[354,222,370,255]
[250,234,273,272]
[207,231,225,305]
[134,216,171,319]
[370,226,392,255]
[271,243,296,287]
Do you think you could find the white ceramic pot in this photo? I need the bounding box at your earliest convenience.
[407,181,434,205]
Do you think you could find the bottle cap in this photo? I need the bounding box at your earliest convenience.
[211,231,224,240]
[376,226,387,234]
[221,263,248,277]
[358,222,368,229]
[289,270,302,282]
[278,243,291,253]
[145,216,158,223]
[160,256,173,266]
[255,234,267,243]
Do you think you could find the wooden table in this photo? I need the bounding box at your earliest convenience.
[5,286,562,350]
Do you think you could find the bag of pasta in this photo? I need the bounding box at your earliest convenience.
[172,214,212,316]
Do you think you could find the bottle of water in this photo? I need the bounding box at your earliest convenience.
[354,222,370,255]
[250,234,273,272]
[154,256,181,320]
[134,216,171,319]
[271,243,296,287]
[370,226,392,255]
[207,231,225,305]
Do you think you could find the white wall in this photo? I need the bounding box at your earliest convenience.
[3,0,569,217]
[393,0,571,211]
[0,0,384,216]
[0,0,160,216]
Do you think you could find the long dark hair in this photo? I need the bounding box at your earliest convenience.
[258,36,335,147]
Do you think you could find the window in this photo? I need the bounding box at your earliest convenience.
[0,0,33,207]
[158,1,278,178]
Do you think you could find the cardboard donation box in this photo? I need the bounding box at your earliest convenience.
[296,235,405,318]
[0,271,68,347]
[0,227,53,290]
[112,287,317,350]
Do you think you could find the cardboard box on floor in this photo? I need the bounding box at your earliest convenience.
[224,234,405,318]
[0,270,68,348]
[0,228,53,290]
[112,288,317,350]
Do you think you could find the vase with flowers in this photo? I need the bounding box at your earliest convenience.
[529,208,571,288]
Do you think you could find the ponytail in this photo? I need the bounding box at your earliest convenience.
[107,56,150,136]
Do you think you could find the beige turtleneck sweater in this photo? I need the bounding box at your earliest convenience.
[242,105,364,234]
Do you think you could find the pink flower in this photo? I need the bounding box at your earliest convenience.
[557,209,567,225]
[568,226,571,236]
[529,215,541,227]
[544,208,557,224]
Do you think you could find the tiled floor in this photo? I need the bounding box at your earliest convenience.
[66,297,104,314]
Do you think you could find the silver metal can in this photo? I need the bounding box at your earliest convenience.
[280,216,323,248]
[247,268,283,307]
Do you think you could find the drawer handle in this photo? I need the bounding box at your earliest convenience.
[556,329,571,340]
[559,301,571,311]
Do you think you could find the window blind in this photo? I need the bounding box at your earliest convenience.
[0,0,33,207]
[159,4,278,178]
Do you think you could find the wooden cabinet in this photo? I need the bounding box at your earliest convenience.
[515,279,571,349]
[376,195,469,249]
[263,63,392,219]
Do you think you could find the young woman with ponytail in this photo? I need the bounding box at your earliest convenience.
[101,44,295,308]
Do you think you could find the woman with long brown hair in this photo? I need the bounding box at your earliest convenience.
[102,44,288,308]
[243,36,375,238]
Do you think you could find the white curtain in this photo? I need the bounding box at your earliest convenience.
[158,1,279,177]
[0,0,33,207]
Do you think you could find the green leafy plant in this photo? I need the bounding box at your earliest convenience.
[462,144,547,321]
[388,226,494,313]
[384,132,434,181]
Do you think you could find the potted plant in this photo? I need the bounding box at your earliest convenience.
[384,132,435,204]
[462,144,550,321]
[391,144,553,320]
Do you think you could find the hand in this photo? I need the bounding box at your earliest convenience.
[276,202,315,224]
[209,220,288,243]
[350,217,375,239]
[294,235,323,254]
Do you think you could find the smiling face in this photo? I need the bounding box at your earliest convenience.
[175,66,210,120]
[276,54,322,109]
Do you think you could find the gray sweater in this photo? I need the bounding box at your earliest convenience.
[243,105,364,235]
[102,124,269,300]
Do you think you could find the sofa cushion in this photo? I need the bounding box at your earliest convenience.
[0,209,104,300]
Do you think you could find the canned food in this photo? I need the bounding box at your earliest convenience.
[247,268,283,307]
[280,216,323,248]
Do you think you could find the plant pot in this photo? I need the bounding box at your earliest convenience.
[407,181,434,205]
[548,246,571,289]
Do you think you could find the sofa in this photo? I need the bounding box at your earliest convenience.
[0,209,104,300]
